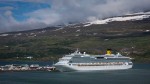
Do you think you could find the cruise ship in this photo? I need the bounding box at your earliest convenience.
[54,49,133,72]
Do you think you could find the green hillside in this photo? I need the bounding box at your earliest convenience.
[0,20,150,62]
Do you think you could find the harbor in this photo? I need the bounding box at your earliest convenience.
[0,64,55,72]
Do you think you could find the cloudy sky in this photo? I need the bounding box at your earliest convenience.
[0,0,150,33]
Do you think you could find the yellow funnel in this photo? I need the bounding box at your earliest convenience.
[106,49,112,55]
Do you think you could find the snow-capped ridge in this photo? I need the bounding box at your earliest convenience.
[85,12,150,27]
[126,11,150,15]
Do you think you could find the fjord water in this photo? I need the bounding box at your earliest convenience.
[0,62,150,84]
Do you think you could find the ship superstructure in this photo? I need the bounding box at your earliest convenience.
[54,49,133,72]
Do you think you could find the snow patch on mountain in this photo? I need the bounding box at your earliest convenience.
[0,34,9,37]
[126,12,150,15]
[84,12,150,27]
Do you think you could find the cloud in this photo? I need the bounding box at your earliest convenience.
[0,10,19,32]
[0,0,150,33]
[0,6,14,10]
[0,0,50,3]
[26,0,150,24]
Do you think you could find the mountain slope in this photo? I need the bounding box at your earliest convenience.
[0,13,150,62]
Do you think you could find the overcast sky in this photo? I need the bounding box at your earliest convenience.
[0,0,150,33]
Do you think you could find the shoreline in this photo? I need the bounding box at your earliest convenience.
[0,59,150,63]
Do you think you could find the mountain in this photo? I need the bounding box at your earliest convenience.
[0,12,150,62]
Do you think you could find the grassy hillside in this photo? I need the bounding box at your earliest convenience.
[0,20,150,62]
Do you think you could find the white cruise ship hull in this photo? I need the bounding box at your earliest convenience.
[54,50,133,72]
[54,64,133,72]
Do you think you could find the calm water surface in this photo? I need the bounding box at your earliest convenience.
[0,62,150,84]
